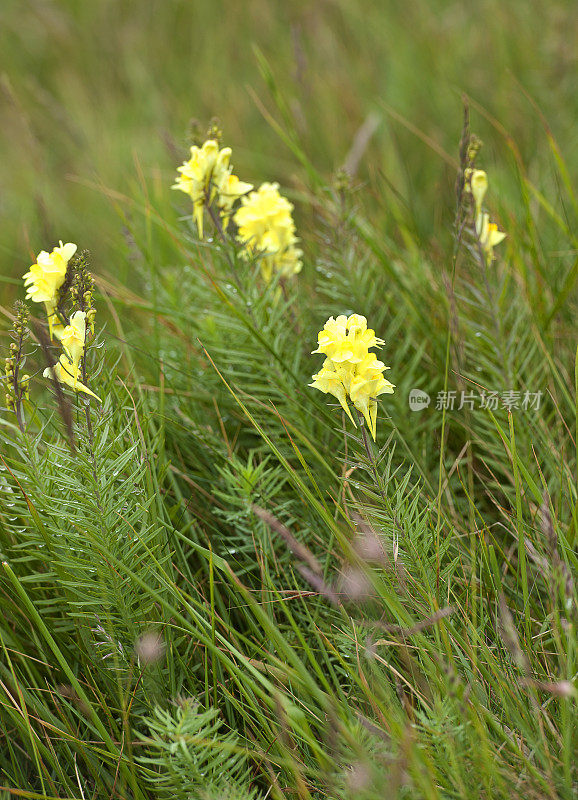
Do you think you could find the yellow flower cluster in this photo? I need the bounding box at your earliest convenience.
[310,314,394,440]
[172,134,303,284]
[467,169,506,264]
[23,241,77,339]
[173,139,252,238]
[43,310,101,402]
[233,182,302,283]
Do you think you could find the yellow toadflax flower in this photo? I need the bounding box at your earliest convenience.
[60,310,87,386]
[23,242,77,339]
[465,169,506,264]
[218,173,254,228]
[310,314,394,440]
[467,169,488,218]
[43,357,101,402]
[172,139,252,238]
[475,211,506,264]
[312,313,384,364]
[233,182,302,283]
[44,309,101,401]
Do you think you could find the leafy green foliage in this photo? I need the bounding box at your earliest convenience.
[140,702,260,800]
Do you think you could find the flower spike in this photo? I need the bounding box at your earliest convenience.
[173,138,252,238]
[310,314,394,440]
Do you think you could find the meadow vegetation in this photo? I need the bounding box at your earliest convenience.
[0,1,576,798]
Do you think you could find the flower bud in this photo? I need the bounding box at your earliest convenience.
[467,135,483,163]
[206,120,222,143]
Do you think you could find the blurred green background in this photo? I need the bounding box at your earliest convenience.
[1,0,577,295]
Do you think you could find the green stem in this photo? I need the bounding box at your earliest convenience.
[355,409,401,560]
